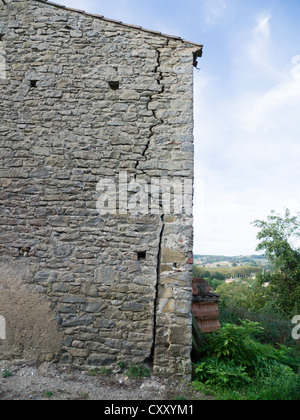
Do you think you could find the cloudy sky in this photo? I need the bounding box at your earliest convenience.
[59,0,300,256]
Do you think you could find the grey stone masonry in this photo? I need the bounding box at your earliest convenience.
[0,0,202,378]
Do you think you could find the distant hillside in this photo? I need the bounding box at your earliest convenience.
[194,254,269,268]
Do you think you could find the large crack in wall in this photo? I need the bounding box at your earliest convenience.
[135,44,166,172]
[133,44,168,364]
[148,214,165,363]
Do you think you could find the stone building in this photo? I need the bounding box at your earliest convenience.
[0,0,202,377]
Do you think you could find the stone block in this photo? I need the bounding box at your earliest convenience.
[87,355,116,367]
[94,267,115,284]
[161,248,186,264]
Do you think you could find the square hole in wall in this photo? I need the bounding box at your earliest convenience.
[137,251,146,261]
[30,80,38,88]
[18,247,31,257]
[108,81,120,91]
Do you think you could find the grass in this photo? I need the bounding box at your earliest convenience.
[194,368,300,400]
[88,367,112,376]
[119,361,127,370]
[173,395,188,400]
[126,364,151,379]
[81,392,89,400]
[1,368,13,378]
[43,390,54,398]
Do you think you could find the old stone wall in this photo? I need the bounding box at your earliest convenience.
[0,0,201,377]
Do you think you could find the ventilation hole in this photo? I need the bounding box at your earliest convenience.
[108,81,120,91]
[0,34,4,41]
[30,80,37,88]
[18,247,31,257]
[137,251,146,261]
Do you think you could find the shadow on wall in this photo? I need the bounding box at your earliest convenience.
[0,258,62,362]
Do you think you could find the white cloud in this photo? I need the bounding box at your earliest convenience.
[247,13,278,77]
[234,76,300,132]
[203,0,227,26]
[193,167,300,255]
[193,11,300,255]
[254,13,271,40]
[193,181,263,255]
[231,13,300,132]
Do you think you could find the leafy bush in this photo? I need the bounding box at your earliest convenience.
[253,360,300,400]
[219,306,299,349]
[193,320,300,400]
[195,358,251,390]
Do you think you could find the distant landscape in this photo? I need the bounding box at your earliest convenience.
[194,254,269,268]
[193,254,271,283]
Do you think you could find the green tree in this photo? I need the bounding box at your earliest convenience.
[216,280,254,310]
[252,209,300,318]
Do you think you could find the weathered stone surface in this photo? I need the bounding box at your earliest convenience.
[94,267,115,284]
[162,248,187,264]
[0,0,200,378]
[0,259,63,361]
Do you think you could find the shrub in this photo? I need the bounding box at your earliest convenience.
[193,320,300,400]
[219,306,299,348]
[1,368,12,378]
[126,364,151,379]
[203,320,296,372]
[195,358,251,390]
[253,360,300,400]
[88,367,112,376]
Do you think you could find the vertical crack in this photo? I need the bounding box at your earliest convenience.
[148,213,165,364]
[134,44,167,364]
[135,45,165,172]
